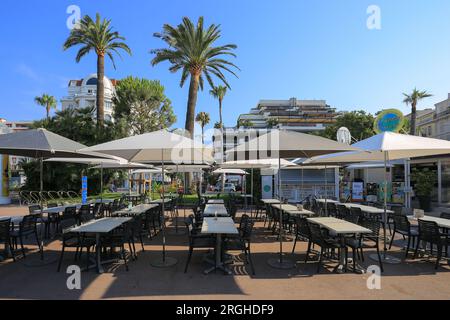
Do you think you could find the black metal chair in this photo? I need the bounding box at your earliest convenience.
[292,216,310,254]
[344,207,361,224]
[305,222,341,273]
[79,204,94,224]
[128,214,146,259]
[93,203,104,219]
[0,219,15,262]
[336,204,348,220]
[413,220,450,269]
[223,217,256,275]
[10,215,40,258]
[389,214,418,258]
[101,222,133,271]
[345,216,384,272]
[57,211,95,272]
[184,216,216,273]
[327,202,337,217]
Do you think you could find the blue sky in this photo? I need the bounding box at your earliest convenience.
[1,0,450,131]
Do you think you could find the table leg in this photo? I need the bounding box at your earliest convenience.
[95,233,104,274]
[204,234,233,275]
[334,236,346,274]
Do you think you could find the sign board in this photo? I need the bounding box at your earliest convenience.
[352,182,364,201]
[261,176,273,199]
[81,176,88,204]
[374,109,404,133]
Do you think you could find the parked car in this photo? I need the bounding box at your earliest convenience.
[214,182,236,193]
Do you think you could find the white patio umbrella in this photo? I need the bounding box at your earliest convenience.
[305,131,450,264]
[226,129,359,269]
[0,128,114,263]
[80,129,215,268]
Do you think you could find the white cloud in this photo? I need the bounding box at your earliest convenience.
[15,63,41,82]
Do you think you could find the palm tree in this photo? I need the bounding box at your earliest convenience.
[151,17,239,138]
[403,88,432,135]
[63,13,131,126]
[210,86,227,128]
[34,94,57,119]
[195,112,210,144]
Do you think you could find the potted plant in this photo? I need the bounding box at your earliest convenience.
[411,168,437,212]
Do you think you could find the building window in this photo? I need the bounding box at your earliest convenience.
[86,78,98,86]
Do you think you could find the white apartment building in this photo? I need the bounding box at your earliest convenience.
[61,73,118,121]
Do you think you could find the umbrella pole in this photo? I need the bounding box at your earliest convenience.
[251,168,254,217]
[39,157,44,259]
[267,155,294,269]
[151,150,177,268]
[324,165,328,216]
[370,151,400,265]
[100,164,103,202]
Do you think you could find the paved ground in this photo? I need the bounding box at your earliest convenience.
[1,205,450,300]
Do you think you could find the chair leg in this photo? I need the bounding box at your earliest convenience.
[57,244,65,272]
[305,241,311,263]
[139,235,145,252]
[413,238,421,259]
[376,244,384,272]
[19,235,25,258]
[317,248,323,273]
[389,230,396,249]
[435,246,442,270]
[405,236,411,258]
[247,247,255,275]
[184,247,193,273]
[292,235,298,254]
[86,246,91,270]
[352,248,356,271]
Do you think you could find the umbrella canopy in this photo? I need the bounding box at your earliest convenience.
[44,157,129,166]
[212,168,248,175]
[80,129,215,164]
[305,132,450,164]
[165,164,210,173]
[0,128,110,159]
[91,162,153,169]
[226,129,360,160]
[131,168,164,174]
[220,159,296,169]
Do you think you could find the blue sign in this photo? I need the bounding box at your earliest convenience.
[374,109,404,133]
[81,176,88,204]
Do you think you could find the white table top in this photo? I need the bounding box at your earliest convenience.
[315,199,339,204]
[0,216,24,224]
[68,217,132,233]
[38,204,83,214]
[203,204,228,215]
[307,217,372,235]
[341,203,394,215]
[114,204,159,216]
[208,199,224,204]
[408,215,450,229]
[261,199,281,204]
[201,217,238,235]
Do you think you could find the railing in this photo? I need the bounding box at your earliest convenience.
[19,190,81,205]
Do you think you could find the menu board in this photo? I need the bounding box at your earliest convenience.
[352,182,364,202]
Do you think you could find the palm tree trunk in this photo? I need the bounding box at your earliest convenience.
[96,54,105,127]
[410,101,417,135]
[219,98,223,127]
[46,104,50,120]
[201,126,205,145]
[185,73,200,138]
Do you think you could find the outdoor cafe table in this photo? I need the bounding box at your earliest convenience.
[261,199,281,204]
[408,215,450,230]
[201,217,238,275]
[307,217,372,273]
[150,198,172,204]
[68,217,132,273]
[113,204,159,217]
[270,204,315,217]
[315,199,394,215]
[207,199,224,204]
[203,204,229,217]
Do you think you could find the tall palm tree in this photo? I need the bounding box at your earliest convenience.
[195,112,210,144]
[210,86,227,128]
[151,16,239,138]
[34,94,57,119]
[403,88,432,135]
[63,13,131,127]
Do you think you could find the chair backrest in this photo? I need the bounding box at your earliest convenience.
[345,207,361,224]
[294,216,310,239]
[93,203,104,218]
[20,215,37,233]
[307,222,327,247]
[359,216,381,238]
[47,203,59,208]
[418,220,442,244]
[59,213,78,235]
[440,212,450,220]
[336,205,348,219]
[28,204,41,214]
[240,218,254,241]
[327,202,337,217]
[0,219,11,242]
[79,204,94,224]
[392,214,411,234]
